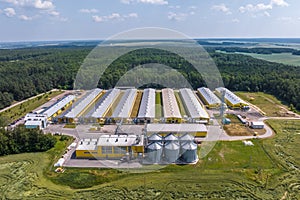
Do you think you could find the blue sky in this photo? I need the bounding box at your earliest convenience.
[0,0,299,41]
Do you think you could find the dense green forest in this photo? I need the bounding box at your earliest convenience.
[214,46,300,55]
[0,46,299,111]
[0,125,56,156]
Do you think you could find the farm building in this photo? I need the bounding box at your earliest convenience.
[215,87,249,109]
[24,113,47,129]
[137,88,156,123]
[146,123,207,137]
[90,88,121,123]
[110,88,137,122]
[179,88,209,123]
[64,88,103,123]
[250,121,264,129]
[42,95,75,120]
[162,88,182,123]
[197,87,221,108]
[75,135,144,159]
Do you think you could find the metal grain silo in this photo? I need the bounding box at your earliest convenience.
[146,142,163,164]
[148,133,163,143]
[164,141,180,163]
[179,133,194,143]
[181,142,198,163]
[164,133,178,143]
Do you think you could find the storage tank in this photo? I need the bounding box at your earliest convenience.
[181,141,198,163]
[179,133,194,143]
[146,142,163,163]
[164,133,178,142]
[148,133,163,143]
[164,141,180,163]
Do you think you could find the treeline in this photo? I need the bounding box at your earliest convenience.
[0,46,299,111]
[214,47,300,55]
[0,125,56,156]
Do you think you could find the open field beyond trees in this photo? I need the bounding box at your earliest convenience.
[0,119,299,199]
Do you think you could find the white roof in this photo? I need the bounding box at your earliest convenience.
[97,134,144,146]
[137,88,156,119]
[181,141,197,150]
[76,140,98,151]
[146,123,207,133]
[251,121,264,126]
[179,88,209,119]
[162,88,182,119]
[197,87,221,105]
[25,120,42,126]
[91,88,120,118]
[43,95,75,118]
[25,113,47,121]
[111,88,137,119]
[215,87,247,106]
[65,88,102,118]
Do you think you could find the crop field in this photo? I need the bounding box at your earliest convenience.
[0,119,299,199]
[235,92,296,117]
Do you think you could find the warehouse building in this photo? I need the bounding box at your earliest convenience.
[250,121,264,129]
[24,113,47,129]
[75,135,144,159]
[146,123,207,137]
[179,88,209,123]
[90,88,121,124]
[162,88,182,123]
[64,88,103,123]
[111,88,137,123]
[42,95,75,120]
[215,87,249,109]
[137,88,156,123]
[197,87,221,109]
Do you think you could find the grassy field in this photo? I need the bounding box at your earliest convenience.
[235,92,297,117]
[155,91,162,119]
[0,90,63,123]
[240,52,300,66]
[174,91,187,117]
[130,91,142,118]
[1,119,300,199]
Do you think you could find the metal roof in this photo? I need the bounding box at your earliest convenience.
[42,95,75,118]
[181,141,197,150]
[111,88,137,119]
[147,142,163,150]
[25,120,42,126]
[91,88,120,118]
[97,134,143,146]
[65,88,102,118]
[215,87,247,106]
[197,87,221,105]
[179,88,209,119]
[180,133,194,141]
[164,141,180,150]
[148,133,163,141]
[162,88,182,119]
[137,88,156,119]
[146,123,207,133]
[76,139,98,151]
[164,133,178,141]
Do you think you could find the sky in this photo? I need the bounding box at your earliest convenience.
[0,0,300,41]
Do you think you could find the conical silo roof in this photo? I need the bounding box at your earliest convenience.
[180,133,194,142]
[164,133,178,141]
[147,141,163,150]
[181,141,197,150]
[165,141,180,150]
[148,133,163,142]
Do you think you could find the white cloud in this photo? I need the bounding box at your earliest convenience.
[121,0,168,5]
[264,11,271,17]
[3,7,16,17]
[19,14,33,20]
[277,16,292,22]
[167,12,187,21]
[211,4,232,15]
[93,12,138,22]
[168,5,180,9]
[49,10,59,16]
[239,0,288,14]
[232,18,240,23]
[5,0,54,10]
[271,0,289,7]
[79,8,98,14]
